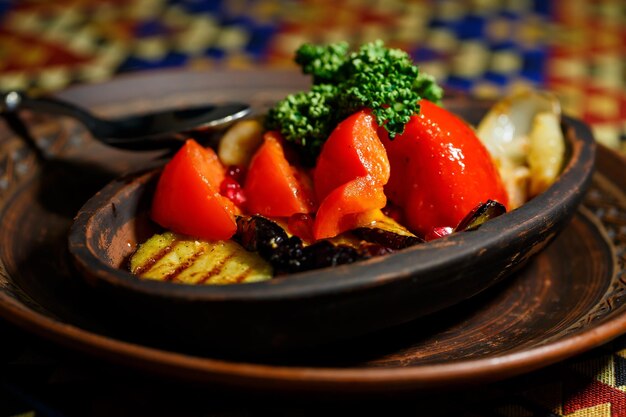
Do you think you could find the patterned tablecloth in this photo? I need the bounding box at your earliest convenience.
[0,1,625,416]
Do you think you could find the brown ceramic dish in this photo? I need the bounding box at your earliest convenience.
[67,82,596,354]
[0,70,623,392]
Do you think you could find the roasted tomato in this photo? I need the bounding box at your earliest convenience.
[381,100,508,238]
[313,109,390,201]
[151,139,239,241]
[312,110,391,239]
[313,177,388,240]
[244,131,316,217]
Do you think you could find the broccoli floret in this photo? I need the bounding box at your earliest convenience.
[265,84,339,162]
[295,42,349,84]
[265,40,444,163]
[414,72,444,104]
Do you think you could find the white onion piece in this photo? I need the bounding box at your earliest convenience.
[476,91,564,209]
[528,112,566,196]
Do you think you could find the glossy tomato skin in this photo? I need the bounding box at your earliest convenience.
[313,177,387,240]
[244,132,316,217]
[314,110,389,202]
[312,110,390,239]
[381,100,508,237]
[151,140,238,241]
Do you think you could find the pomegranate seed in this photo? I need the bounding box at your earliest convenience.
[425,226,454,241]
[226,165,246,183]
[220,176,246,208]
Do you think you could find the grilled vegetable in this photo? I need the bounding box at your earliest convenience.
[217,119,264,167]
[351,228,422,250]
[132,43,556,284]
[244,131,317,217]
[151,140,239,241]
[312,109,390,239]
[130,232,272,284]
[382,100,508,238]
[235,215,421,275]
[129,201,502,283]
[349,209,423,249]
[475,90,565,208]
[313,110,390,201]
[527,112,565,196]
[455,200,507,232]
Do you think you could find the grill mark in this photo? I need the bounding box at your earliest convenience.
[134,239,179,276]
[197,253,235,284]
[163,245,207,283]
[232,267,252,284]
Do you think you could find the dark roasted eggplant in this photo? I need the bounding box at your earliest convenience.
[455,200,507,232]
[234,215,420,275]
[352,228,423,250]
[130,202,506,283]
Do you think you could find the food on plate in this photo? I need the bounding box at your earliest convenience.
[217,119,264,167]
[381,99,508,237]
[129,41,565,284]
[150,139,239,241]
[264,40,443,163]
[476,91,565,209]
[243,131,317,218]
[130,232,272,284]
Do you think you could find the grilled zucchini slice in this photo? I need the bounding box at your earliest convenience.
[130,232,272,284]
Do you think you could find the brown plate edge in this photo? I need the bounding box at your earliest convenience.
[0,70,624,392]
[0,189,623,394]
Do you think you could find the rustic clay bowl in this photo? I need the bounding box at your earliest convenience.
[68,108,596,354]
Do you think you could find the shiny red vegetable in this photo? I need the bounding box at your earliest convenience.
[381,100,508,238]
[244,131,316,217]
[313,110,390,201]
[151,139,239,241]
[313,110,390,239]
[313,177,387,240]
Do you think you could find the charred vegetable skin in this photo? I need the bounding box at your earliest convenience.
[235,216,420,275]
[129,232,272,284]
[135,199,503,283]
[234,199,504,275]
[351,227,423,250]
[455,200,506,232]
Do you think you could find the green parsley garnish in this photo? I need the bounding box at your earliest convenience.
[265,40,443,163]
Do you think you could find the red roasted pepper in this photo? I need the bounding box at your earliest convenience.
[244,131,316,217]
[381,100,508,238]
[313,177,387,240]
[151,139,238,241]
[313,110,390,239]
[314,109,390,201]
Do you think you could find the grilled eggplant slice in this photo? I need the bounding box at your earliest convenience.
[130,232,272,284]
[236,215,368,274]
[351,210,423,249]
[352,228,423,250]
[455,200,506,232]
[129,200,506,283]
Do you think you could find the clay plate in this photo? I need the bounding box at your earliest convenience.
[66,73,595,354]
[0,70,622,392]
